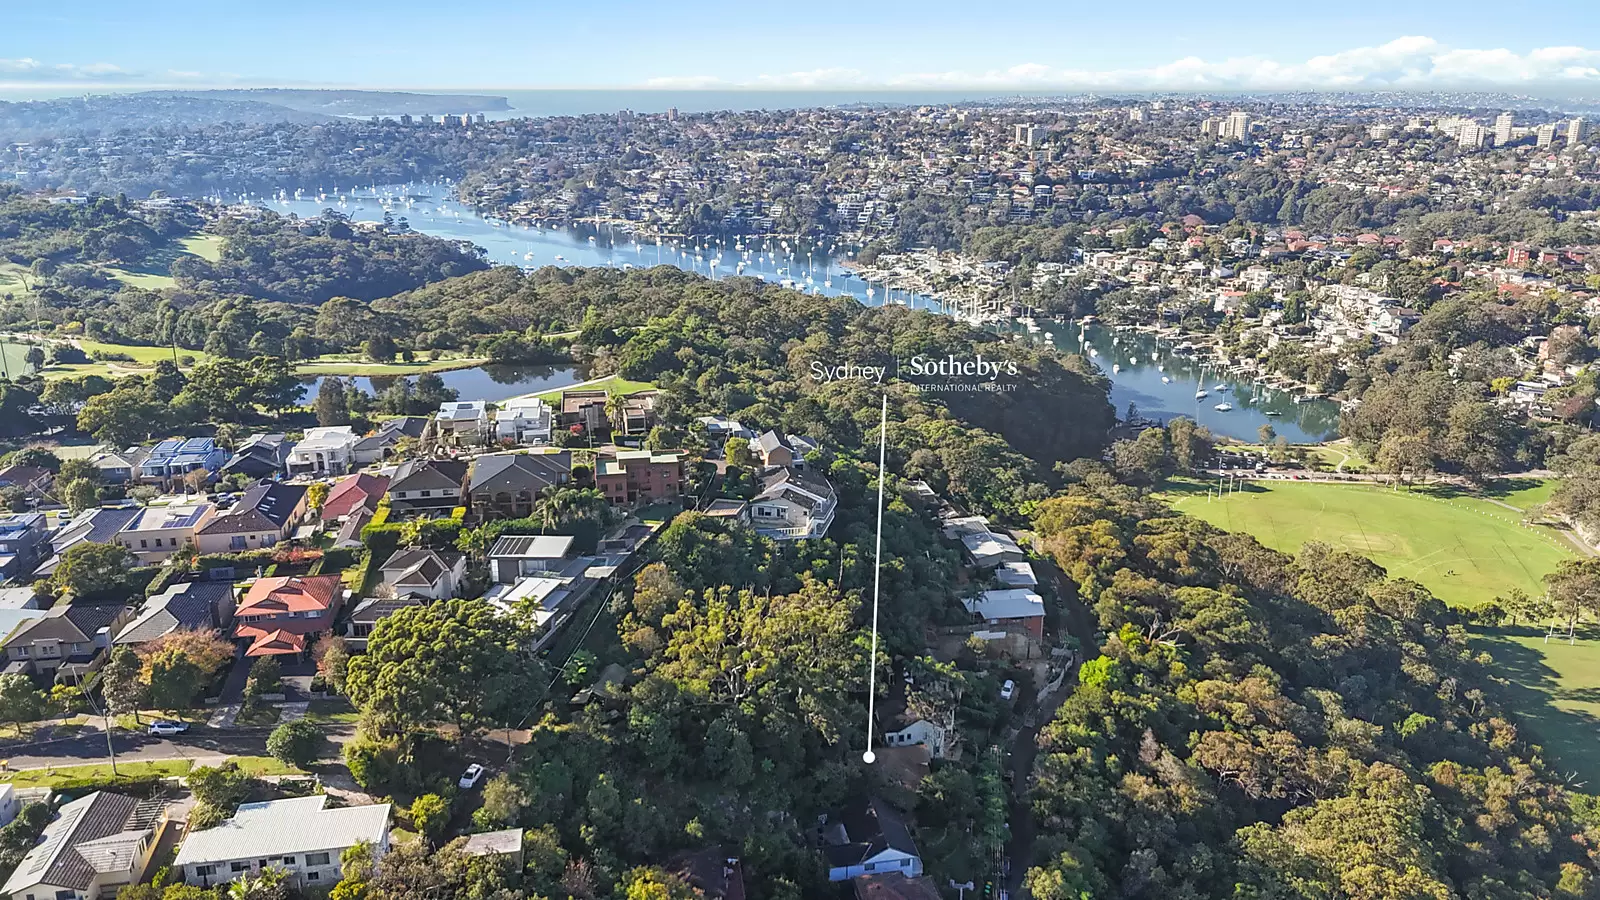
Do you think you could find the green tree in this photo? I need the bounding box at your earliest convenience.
[344,600,544,736]
[0,674,43,737]
[267,720,323,768]
[77,387,164,446]
[101,645,149,724]
[409,793,449,844]
[50,541,133,597]
[315,376,352,426]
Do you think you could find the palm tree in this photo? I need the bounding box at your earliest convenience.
[227,867,287,900]
[603,392,626,434]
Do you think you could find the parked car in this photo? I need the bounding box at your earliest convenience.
[459,763,485,789]
[148,721,189,736]
[1000,679,1016,701]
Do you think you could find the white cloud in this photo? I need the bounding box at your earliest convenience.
[0,57,133,82]
[647,36,1600,91]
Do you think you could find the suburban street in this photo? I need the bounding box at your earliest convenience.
[0,724,356,771]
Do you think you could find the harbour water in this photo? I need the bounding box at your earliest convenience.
[296,364,582,406]
[254,185,1341,442]
[1060,325,1340,443]
[249,184,938,309]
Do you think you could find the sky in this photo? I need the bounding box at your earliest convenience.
[3,0,1600,95]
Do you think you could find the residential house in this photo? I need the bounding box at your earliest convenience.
[694,415,755,446]
[963,589,1046,639]
[352,417,427,464]
[468,451,572,519]
[320,474,389,523]
[488,534,575,583]
[285,427,360,477]
[232,575,344,659]
[960,530,1025,569]
[669,848,746,900]
[330,508,373,550]
[378,548,466,600]
[0,784,18,828]
[616,390,660,436]
[195,482,308,554]
[461,830,524,869]
[494,397,554,445]
[173,796,390,891]
[754,430,819,468]
[749,468,836,540]
[0,791,165,900]
[343,594,422,650]
[115,504,216,564]
[88,447,149,484]
[994,560,1038,588]
[0,465,53,498]
[35,507,140,578]
[819,798,923,882]
[436,401,490,444]
[754,430,797,468]
[593,449,684,506]
[137,438,225,483]
[4,601,137,682]
[0,512,50,582]
[881,714,951,760]
[558,389,609,433]
[220,434,290,480]
[386,459,468,514]
[0,587,43,611]
[113,581,235,648]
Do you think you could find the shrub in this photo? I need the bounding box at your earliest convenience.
[267,720,323,768]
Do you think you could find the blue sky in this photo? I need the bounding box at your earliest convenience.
[3,0,1600,92]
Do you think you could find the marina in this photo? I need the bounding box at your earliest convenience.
[246,184,1340,443]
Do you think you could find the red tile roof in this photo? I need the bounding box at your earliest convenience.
[245,629,306,657]
[236,575,342,618]
[321,474,390,521]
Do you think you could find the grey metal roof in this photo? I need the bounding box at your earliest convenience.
[173,796,390,865]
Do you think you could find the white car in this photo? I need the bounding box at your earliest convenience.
[148,721,190,736]
[1000,679,1016,702]
[458,763,485,789]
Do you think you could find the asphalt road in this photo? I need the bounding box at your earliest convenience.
[0,724,356,771]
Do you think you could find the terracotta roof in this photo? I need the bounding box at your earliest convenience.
[323,474,390,521]
[236,575,341,618]
[245,629,306,657]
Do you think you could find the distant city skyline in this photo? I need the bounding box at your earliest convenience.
[3,1,1600,95]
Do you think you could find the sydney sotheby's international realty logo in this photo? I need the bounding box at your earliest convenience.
[809,354,1020,392]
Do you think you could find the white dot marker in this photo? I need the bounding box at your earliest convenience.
[863,751,876,764]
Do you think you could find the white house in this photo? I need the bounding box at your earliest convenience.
[495,397,554,445]
[286,427,360,476]
[820,797,923,882]
[749,468,836,540]
[437,401,490,443]
[174,796,390,890]
[489,535,575,583]
[882,718,950,759]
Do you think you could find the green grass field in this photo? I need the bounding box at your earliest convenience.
[0,340,41,378]
[1471,626,1600,783]
[294,353,489,376]
[531,373,656,404]
[1168,479,1573,608]
[0,263,34,299]
[104,232,224,291]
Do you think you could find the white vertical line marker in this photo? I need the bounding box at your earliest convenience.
[864,392,887,765]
